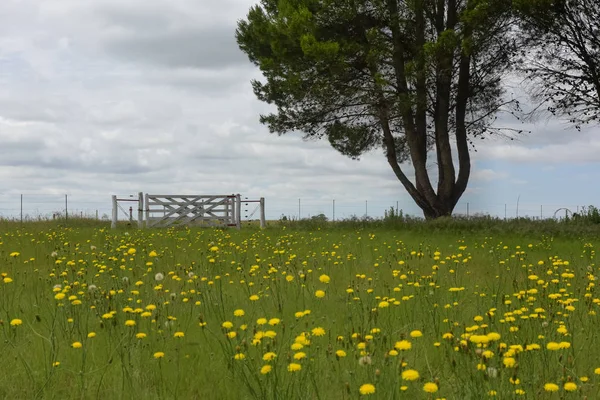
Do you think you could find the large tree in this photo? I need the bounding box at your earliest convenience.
[515,0,600,128]
[236,0,516,219]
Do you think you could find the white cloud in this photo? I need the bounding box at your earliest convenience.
[471,169,508,182]
[0,0,598,220]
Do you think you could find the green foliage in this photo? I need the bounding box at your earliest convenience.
[237,0,519,219]
[236,0,516,155]
[515,0,600,126]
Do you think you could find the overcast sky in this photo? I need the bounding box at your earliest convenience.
[1,0,599,221]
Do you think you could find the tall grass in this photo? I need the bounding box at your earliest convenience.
[0,219,598,398]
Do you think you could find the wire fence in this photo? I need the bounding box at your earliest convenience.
[0,194,117,222]
[0,193,590,223]
[250,198,586,222]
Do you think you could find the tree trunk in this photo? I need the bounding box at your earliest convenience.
[383,0,472,220]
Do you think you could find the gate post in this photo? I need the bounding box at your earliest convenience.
[138,192,144,228]
[259,197,266,229]
[235,194,242,229]
[144,193,150,228]
[111,195,118,229]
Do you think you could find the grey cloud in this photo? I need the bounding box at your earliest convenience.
[103,25,248,70]
[0,0,597,221]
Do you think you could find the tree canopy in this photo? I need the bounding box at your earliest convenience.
[515,0,600,128]
[236,0,520,218]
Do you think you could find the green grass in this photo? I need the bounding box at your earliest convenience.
[0,221,599,399]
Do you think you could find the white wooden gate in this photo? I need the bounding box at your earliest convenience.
[144,194,241,228]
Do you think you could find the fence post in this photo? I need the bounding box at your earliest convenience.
[236,194,242,229]
[144,193,150,228]
[111,195,117,229]
[298,198,301,220]
[138,192,144,228]
[467,202,469,218]
[65,194,68,223]
[333,199,335,221]
[259,197,266,229]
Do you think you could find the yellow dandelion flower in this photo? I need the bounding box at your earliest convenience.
[52,361,60,367]
[72,342,82,349]
[315,290,325,298]
[260,365,272,374]
[234,353,246,360]
[174,331,184,338]
[319,274,330,283]
[153,352,165,359]
[249,295,259,301]
[546,342,560,350]
[233,309,245,317]
[125,320,136,327]
[395,340,412,351]
[482,350,494,359]
[336,350,347,358]
[136,333,147,339]
[268,318,280,326]
[290,343,303,351]
[410,330,423,338]
[544,383,559,392]
[55,293,66,300]
[423,383,438,393]
[10,319,22,326]
[227,331,237,339]
[401,369,419,381]
[263,352,277,361]
[564,382,577,391]
[293,352,306,360]
[311,327,326,337]
[287,363,302,372]
[503,357,516,368]
[359,383,376,395]
[222,321,234,329]
[87,332,96,338]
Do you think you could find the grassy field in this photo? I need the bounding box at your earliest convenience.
[1,220,599,399]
